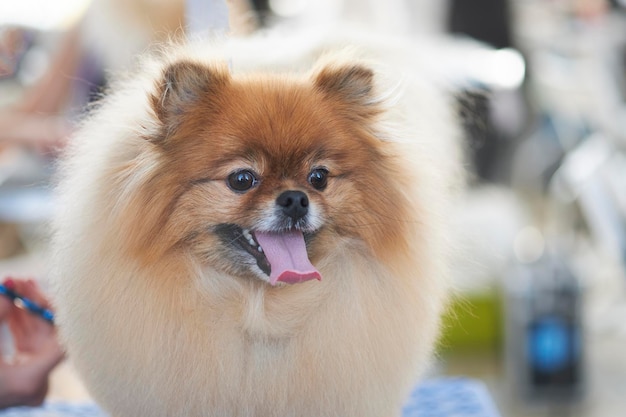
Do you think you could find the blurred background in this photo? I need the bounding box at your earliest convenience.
[0,0,625,416]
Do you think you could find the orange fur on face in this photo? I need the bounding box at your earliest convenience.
[121,61,412,276]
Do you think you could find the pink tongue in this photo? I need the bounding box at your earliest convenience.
[254,231,321,286]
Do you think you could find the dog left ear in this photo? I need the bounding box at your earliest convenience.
[151,60,230,130]
[313,64,375,107]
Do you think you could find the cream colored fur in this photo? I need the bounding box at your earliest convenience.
[51,32,463,417]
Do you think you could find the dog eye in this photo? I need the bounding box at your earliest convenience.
[308,168,329,191]
[227,170,258,192]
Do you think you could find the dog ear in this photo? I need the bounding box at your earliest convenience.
[151,60,229,129]
[313,64,375,107]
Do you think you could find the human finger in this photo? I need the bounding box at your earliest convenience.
[15,279,50,309]
[7,279,56,354]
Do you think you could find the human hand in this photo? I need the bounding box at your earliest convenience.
[0,112,70,155]
[0,278,64,409]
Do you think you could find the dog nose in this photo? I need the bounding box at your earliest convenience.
[276,190,309,221]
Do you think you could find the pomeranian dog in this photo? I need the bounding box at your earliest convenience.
[51,32,464,417]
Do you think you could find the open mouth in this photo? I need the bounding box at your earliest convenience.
[215,224,322,285]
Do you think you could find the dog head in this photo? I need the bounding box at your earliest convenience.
[120,58,410,286]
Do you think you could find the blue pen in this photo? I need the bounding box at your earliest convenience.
[0,284,55,325]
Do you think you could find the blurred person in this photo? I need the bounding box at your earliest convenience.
[0,278,64,409]
[0,0,183,155]
[0,0,254,156]
[0,26,80,154]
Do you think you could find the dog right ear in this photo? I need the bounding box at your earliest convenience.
[150,60,230,131]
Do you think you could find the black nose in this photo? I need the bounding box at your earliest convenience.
[276,190,309,221]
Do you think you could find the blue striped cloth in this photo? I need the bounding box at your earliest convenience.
[0,404,104,417]
[403,378,501,417]
[0,378,500,417]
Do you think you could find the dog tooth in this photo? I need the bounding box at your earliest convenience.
[242,229,252,240]
[258,246,263,253]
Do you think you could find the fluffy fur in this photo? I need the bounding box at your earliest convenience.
[51,32,464,417]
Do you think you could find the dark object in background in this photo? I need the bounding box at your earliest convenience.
[456,89,491,161]
[448,0,524,183]
[448,0,512,49]
[505,255,584,403]
[610,0,626,9]
[528,314,580,390]
[249,0,272,27]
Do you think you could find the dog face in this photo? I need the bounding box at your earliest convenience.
[123,60,410,286]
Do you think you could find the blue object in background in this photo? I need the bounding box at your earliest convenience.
[0,378,500,417]
[527,314,581,391]
[528,316,578,374]
[0,284,55,325]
